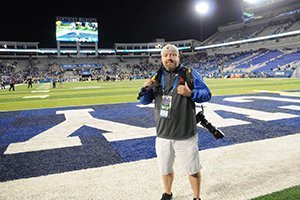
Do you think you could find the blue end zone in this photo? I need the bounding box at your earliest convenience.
[90,103,155,128]
[0,93,299,182]
[0,126,123,182]
[111,137,156,162]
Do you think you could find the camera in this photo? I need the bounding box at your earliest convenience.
[196,105,225,140]
[137,86,149,100]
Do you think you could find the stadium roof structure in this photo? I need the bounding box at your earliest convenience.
[114,39,197,54]
[242,0,299,11]
[242,0,300,20]
[1,27,299,58]
[1,0,300,58]
[0,41,39,49]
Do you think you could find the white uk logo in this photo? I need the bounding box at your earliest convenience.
[4,96,299,155]
[4,109,155,155]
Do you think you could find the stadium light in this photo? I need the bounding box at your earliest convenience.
[244,0,262,4]
[195,1,209,15]
[195,1,210,42]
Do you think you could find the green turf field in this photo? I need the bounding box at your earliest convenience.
[251,185,300,200]
[0,78,299,111]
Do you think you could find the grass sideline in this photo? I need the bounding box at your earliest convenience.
[252,185,300,200]
[0,78,299,199]
[0,78,299,111]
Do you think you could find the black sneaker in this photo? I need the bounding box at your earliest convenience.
[161,193,173,200]
[193,198,201,200]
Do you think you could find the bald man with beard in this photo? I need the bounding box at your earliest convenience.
[139,44,212,200]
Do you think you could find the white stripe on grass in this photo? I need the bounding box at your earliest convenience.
[36,83,50,90]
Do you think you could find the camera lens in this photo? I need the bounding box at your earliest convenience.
[212,129,225,140]
[196,111,225,140]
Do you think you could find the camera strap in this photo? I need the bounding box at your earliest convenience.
[160,70,179,118]
[161,70,179,95]
[178,67,194,89]
[152,65,194,90]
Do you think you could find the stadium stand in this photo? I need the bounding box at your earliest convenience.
[0,0,299,82]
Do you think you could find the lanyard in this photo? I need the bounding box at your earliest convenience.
[161,70,179,95]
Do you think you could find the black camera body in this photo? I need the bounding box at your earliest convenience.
[137,87,148,100]
[196,106,225,140]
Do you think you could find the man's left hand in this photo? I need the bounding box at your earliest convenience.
[177,82,193,97]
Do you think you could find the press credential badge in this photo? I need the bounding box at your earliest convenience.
[160,95,172,118]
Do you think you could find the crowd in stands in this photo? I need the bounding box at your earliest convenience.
[1,47,299,87]
[207,11,300,45]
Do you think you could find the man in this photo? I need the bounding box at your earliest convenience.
[27,77,33,88]
[52,78,56,88]
[139,44,211,200]
[9,77,15,91]
[0,79,5,90]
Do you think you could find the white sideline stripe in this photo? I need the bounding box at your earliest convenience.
[136,103,154,108]
[224,96,300,103]
[31,90,50,93]
[71,86,102,89]
[280,93,300,97]
[22,95,49,99]
[253,90,300,97]
[0,133,299,200]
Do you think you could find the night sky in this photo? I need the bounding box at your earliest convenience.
[1,0,242,48]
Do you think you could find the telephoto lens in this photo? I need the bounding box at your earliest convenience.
[196,107,225,140]
[202,118,225,140]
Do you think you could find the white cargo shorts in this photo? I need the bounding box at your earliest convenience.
[155,134,201,175]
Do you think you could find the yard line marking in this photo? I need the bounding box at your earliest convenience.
[31,90,50,93]
[22,95,49,99]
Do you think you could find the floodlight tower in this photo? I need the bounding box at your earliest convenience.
[243,0,260,4]
[195,1,209,42]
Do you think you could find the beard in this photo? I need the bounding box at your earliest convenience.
[164,60,178,71]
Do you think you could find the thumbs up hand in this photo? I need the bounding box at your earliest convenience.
[177,82,193,97]
[143,79,155,88]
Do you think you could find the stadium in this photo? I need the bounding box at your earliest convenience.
[0,0,299,199]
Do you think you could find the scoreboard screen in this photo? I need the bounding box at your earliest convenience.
[56,17,98,43]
